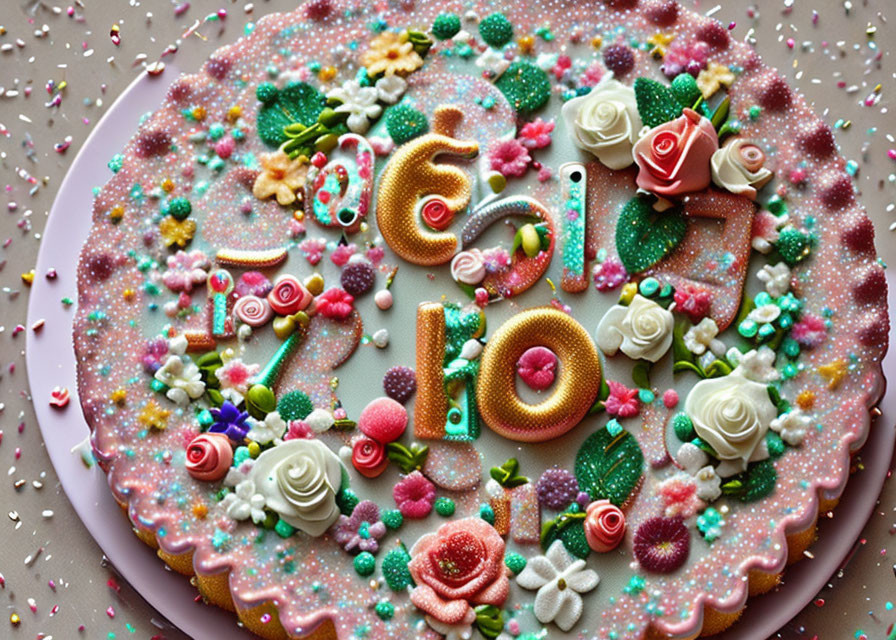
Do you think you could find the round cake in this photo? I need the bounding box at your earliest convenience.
[73,1,889,638]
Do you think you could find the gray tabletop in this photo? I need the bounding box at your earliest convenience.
[0,0,894,638]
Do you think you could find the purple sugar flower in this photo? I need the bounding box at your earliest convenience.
[332,500,386,554]
[208,401,251,442]
[141,337,169,374]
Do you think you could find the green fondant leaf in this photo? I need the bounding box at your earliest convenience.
[615,196,687,274]
[710,95,731,131]
[474,605,504,640]
[387,442,429,474]
[634,77,684,129]
[734,295,756,328]
[673,360,705,377]
[256,82,327,148]
[540,511,589,559]
[632,361,652,389]
[741,459,778,502]
[490,458,528,488]
[705,359,733,378]
[574,427,644,507]
[672,322,694,364]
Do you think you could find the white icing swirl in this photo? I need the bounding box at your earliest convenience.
[710,138,773,200]
[684,372,777,474]
[249,439,343,536]
[450,249,487,285]
[560,77,642,170]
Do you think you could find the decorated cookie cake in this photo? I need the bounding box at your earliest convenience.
[73,0,889,638]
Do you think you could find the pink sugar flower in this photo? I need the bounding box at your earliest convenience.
[393,470,436,519]
[593,259,628,292]
[366,245,385,264]
[604,380,640,418]
[519,118,555,150]
[657,474,705,519]
[215,359,260,397]
[791,314,827,348]
[299,237,326,266]
[161,249,209,293]
[330,243,357,267]
[488,139,531,178]
[579,62,605,88]
[332,500,387,554]
[315,287,354,320]
[283,420,315,441]
[673,284,713,323]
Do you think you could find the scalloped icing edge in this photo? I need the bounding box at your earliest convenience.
[73,1,891,638]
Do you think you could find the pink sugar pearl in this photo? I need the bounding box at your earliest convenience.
[662,389,679,409]
[516,346,557,391]
[358,396,407,443]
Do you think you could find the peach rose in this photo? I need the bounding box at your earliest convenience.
[408,517,510,626]
[584,499,626,552]
[633,108,718,198]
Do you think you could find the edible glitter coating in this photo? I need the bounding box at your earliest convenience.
[477,307,602,442]
[71,0,887,639]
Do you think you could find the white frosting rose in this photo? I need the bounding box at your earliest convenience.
[596,294,674,362]
[249,439,343,536]
[450,249,487,285]
[710,138,773,200]
[685,372,777,475]
[561,77,642,170]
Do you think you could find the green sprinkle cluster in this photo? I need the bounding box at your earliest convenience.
[166,197,192,220]
[277,390,313,421]
[374,600,395,621]
[434,496,455,517]
[381,509,404,530]
[354,551,376,577]
[504,552,527,574]
[381,546,413,590]
[672,413,695,442]
[431,13,461,40]
[478,13,513,48]
[385,104,429,145]
[494,62,551,114]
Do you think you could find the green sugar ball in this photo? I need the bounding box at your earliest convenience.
[434,497,455,517]
[672,413,695,442]
[256,82,278,105]
[432,13,461,40]
[167,197,192,220]
[354,551,376,577]
[479,503,495,524]
[381,547,413,591]
[504,552,527,574]
[336,488,359,516]
[277,390,313,421]
[274,519,296,538]
[246,384,277,419]
[374,600,395,621]
[479,13,513,48]
[381,509,404,530]
[495,62,551,114]
[385,105,429,145]
[671,73,702,109]
[766,431,786,459]
[776,227,813,265]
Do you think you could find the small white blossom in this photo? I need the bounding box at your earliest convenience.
[220,480,266,523]
[154,355,205,406]
[770,409,811,446]
[167,334,189,356]
[327,79,382,134]
[748,303,782,324]
[516,540,599,631]
[683,318,726,357]
[305,408,335,433]
[757,262,792,298]
[752,211,789,253]
[676,442,709,474]
[247,411,287,445]
[224,458,256,487]
[694,465,722,502]
[375,74,407,104]
[735,347,780,382]
[475,47,510,78]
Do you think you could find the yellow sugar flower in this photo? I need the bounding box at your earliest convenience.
[159,216,196,248]
[253,151,308,206]
[138,399,171,431]
[361,31,423,77]
[696,62,736,99]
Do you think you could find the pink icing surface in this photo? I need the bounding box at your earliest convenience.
[72,1,887,639]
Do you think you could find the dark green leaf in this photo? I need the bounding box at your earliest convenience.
[673,360,706,377]
[634,77,684,129]
[615,196,687,274]
[574,427,644,506]
[632,362,652,389]
[256,82,327,148]
[672,322,694,364]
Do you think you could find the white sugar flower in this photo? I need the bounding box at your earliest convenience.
[375,74,407,104]
[327,79,382,134]
[770,409,811,446]
[694,465,722,502]
[223,458,255,487]
[596,294,674,363]
[475,47,510,78]
[683,318,726,357]
[155,355,205,405]
[247,411,287,445]
[516,540,599,631]
[757,262,792,298]
[220,479,266,523]
[167,334,189,356]
[735,347,780,382]
[676,442,709,474]
[748,303,781,324]
[305,408,335,433]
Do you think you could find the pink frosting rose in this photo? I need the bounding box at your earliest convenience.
[584,499,626,552]
[633,108,718,198]
[408,517,510,626]
[185,433,233,482]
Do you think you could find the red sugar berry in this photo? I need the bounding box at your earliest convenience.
[166,80,192,104]
[205,56,232,81]
[853,268,886,305]
[603,44,636,77]
[858,316,889,347]
[695,21,729,49]
[633,516,690,574]
[644,0,679,26]
[758,76,792,112]
[358,397,407,444]
[819,173,854,210]
[799,122,837,158]
[383,366,417,404]
[305,0,332,20]
[603,0,638,8]
[340,261,375,297]
[134,130,171,158]
[840,217,876,254]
